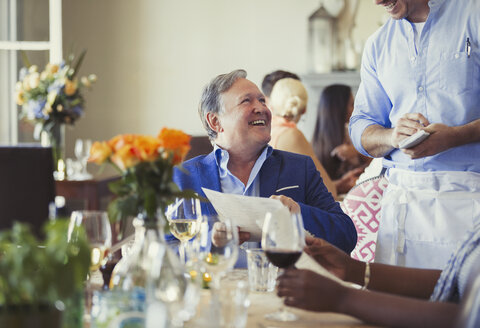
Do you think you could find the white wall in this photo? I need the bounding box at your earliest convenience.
[61,0,385,157]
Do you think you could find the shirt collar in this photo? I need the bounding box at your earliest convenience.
[214,144,273,171]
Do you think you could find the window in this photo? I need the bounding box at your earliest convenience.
[0,0,62,144]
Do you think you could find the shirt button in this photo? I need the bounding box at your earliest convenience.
[410,56,415,61]
[454,53,460,59]
[418,86,424,91]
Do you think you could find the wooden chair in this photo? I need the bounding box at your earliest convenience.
[0,146,55,235]
[185,136,213,160]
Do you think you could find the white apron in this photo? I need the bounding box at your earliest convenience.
[376,169,480,269]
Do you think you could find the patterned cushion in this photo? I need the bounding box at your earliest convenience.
[340,175,388,263]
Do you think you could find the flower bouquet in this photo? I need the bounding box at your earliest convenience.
[15,50,96,176]
[89,128,198,228]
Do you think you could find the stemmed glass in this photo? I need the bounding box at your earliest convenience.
[198,215,239,290]
[74,138,93,180]
[262,209,305,322]
[165,198,203,264]
[67,210,112,321]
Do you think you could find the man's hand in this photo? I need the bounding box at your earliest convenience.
[212,222,251,246]
[238,228,251,245]
[270,195,300,213]
[402,123,458,159]
[391,113,430,149]
[212,221,228,247]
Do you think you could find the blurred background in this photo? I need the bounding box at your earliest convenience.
[0,0,385,159]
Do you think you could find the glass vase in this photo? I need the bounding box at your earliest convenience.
[110,212,193,327]
[40,123,66,180]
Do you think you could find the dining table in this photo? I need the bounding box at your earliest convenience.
[186,270,380,328]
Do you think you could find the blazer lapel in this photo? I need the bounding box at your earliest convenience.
[197,152,221,216]
[260,152,281,197]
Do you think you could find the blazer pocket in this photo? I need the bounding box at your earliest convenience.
[275,185,299,193]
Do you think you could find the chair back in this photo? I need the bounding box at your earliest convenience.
[185,136,213,160]
[341,175,388,263]
[0,146,55,235]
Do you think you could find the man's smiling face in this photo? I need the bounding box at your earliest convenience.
[215,78,271,153]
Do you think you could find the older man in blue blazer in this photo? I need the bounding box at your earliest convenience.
[173,69,356,260]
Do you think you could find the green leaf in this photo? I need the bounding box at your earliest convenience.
[71,49,87,79]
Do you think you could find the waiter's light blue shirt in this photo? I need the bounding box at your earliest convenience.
[214,144,273,267]
[350,0,480,172]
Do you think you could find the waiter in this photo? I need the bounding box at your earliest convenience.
[349,0,480,269]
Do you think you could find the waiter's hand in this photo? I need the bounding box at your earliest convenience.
[403,123,458,159]
[391,113,430,149]
[270,195,300,214]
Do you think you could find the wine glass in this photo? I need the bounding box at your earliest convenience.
[74,138,93,180]
[262,209,305,322]
[165,198,203,264]
[67,210,112,322]
[197,215,239,290]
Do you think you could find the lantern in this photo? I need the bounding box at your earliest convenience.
[308,4,337,73]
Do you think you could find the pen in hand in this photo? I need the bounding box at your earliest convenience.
[466,37,471,58]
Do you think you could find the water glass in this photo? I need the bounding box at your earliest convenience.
[219,279,250,328]
[246,248,277,292]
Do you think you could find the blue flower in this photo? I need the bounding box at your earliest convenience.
[48,79,64,94]
[26,100,47,120]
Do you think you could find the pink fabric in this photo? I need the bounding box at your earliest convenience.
[270,116,297,148]
[341,176,388,263]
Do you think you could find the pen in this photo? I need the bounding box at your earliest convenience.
[466,37,471,58]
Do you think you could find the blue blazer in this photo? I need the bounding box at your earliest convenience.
[173,149,357,253]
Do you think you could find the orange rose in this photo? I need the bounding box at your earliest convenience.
[133,135,161,162]
[157,128,191,165]
[89,141,112,164]
[108,134,136,152]
[111,144,140,171]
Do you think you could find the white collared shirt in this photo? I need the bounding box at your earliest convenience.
[214,144,273,197]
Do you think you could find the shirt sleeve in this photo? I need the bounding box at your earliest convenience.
[299,157,357,253]
[349,34,393,157]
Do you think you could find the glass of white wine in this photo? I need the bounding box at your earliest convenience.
[166,198,203,264]
[67,210,112,322]
[68,210,113,275]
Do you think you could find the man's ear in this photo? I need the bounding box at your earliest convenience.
[206,112,223,133]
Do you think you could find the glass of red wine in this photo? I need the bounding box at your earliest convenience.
[262,209,305,321]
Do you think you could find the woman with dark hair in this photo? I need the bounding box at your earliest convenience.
[312,84,370,194]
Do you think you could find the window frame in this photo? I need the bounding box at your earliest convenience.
[0,0,62,144]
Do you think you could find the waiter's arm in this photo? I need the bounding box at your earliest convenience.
[361,112,427,157]
[362,114,480,159]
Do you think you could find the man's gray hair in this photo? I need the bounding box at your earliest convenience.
[198,69,247,140]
